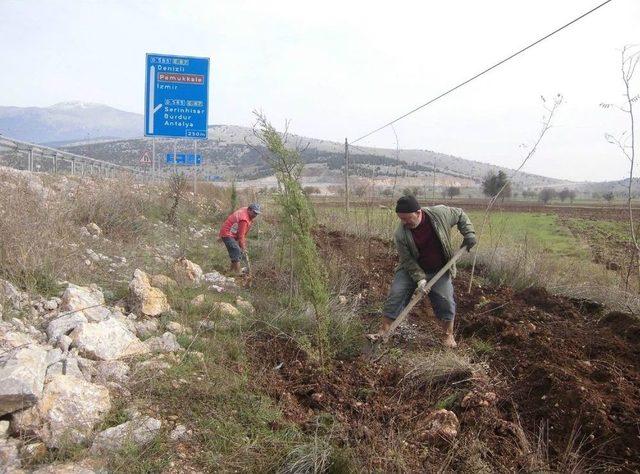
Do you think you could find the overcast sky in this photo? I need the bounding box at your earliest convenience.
[1,0,638,182]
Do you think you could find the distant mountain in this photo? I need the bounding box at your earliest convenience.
[61,123,571,191]
[0,102,143,144]
[0,101,575,190]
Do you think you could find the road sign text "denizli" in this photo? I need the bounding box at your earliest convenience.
[145,53,210,139]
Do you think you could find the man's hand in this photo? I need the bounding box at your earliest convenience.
[461,234,477,251]
[417,279,428,294]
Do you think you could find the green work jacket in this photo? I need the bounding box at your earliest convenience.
[393,205,475,281]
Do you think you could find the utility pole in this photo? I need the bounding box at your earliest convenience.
[344,138,350,212]
[432,158,436,203]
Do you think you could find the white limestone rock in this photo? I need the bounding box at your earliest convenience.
[0,345,48,416]
[60,284,111,323]
[173,258,203,285]
[70,319,149,361]
[46,313,87,342]
[144,332,182,354]
[12,374,111,449]
[90,416,161,455]
[128,270,170,317]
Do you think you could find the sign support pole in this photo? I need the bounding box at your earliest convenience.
[193,140,198,195]
[173,140,177,174]
[152,138,156,178]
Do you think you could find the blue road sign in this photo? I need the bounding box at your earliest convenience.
[166,153,202,165]
[145,53,209,139]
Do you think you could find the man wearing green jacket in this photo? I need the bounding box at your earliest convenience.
[378,195,476,348]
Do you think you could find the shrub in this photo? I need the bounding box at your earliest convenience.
[0,176,76,292]
[72,176,149,241]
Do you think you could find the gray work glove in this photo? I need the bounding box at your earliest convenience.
[417,279,428,294]
[461,234,477,251]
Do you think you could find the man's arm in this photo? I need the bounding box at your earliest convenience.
[444,206,475,237]
[395,231,427,283]
[236,220,249,250]
[443,206,476,250]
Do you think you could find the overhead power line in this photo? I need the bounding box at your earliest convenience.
[352,0,615,144]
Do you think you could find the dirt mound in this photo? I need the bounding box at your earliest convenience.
[599,311,640,344]
[251,228,640,471]
[458,283,639,469]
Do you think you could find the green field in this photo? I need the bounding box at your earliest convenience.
[315,206,591,259]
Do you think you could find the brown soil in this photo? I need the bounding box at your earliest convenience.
[249,227,640,472]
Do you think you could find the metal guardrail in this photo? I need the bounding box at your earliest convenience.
[0,135,151,178]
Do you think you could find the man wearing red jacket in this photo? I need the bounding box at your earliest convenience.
[219,203,261,274]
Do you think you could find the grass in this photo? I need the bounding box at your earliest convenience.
[467,211,589,259]
[435,392,460,410]
[129,327,309,472]
[315,205,640,310]
[469,338,494,356]
[5,168,635,472]
[316,206,589,259]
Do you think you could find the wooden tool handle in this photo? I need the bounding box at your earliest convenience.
[382,247,467,342]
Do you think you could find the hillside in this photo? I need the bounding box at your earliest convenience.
[0,102,143,144]
[5,102,634,194]
[62,124,572,191]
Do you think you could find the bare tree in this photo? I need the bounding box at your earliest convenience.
[167,172,189,226]
[601,45,640,290]
[468,94,564,293]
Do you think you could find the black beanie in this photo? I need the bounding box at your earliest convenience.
[395,195,421,213]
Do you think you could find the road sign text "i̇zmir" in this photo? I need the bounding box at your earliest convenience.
[145,53,210,139]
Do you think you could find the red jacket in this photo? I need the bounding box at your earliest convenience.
[219,207,254,249]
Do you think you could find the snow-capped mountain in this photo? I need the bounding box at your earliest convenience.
[0,102,143,144]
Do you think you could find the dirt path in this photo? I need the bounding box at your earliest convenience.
[249,228,640,472]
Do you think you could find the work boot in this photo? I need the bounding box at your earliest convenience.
[443,333,458,349]
[440,320,458,349]
[366,315,394,342]
[229,261,242,275]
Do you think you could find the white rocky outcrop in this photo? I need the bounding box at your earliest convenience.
[0,437,22,470]
[70,318,149,361]
[44,350,86,383]
[212,302,241,319]
[173,258,203,285]
[169,424,191,442]
[144,332,181,354]
[165,321,186,334]
[0,344,48,416]
[46,313,88,342]
[202,271,236,290]
[128,269,170,317]
[86,223,102,236]
[93,360,130,385]
[150,274,177,288]
[12,374,111,448]
[134,319,160,339]
[90,416,161,455]
[190,294,205,307]
[60,284,111,322]
[1,279,28,310]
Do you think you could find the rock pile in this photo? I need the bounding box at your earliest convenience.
[0,275,185,471]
